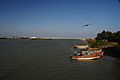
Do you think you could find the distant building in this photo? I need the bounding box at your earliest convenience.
[29,37,37,39]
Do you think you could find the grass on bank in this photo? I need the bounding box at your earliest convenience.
[86,39,119,48]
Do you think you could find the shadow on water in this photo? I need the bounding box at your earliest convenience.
[103,47,120,58]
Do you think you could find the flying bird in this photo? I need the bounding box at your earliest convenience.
[81,24,91,28]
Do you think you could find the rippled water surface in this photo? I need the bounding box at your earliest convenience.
[0,40,120,80]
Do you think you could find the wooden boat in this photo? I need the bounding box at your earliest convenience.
[71,55,100,60]
[87,48,104,56]
[71,50,104,60]
[87,48,102,52]
[72,45,89,49]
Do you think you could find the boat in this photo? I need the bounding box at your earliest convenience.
[87,47,102,51]
[72,45,89,49]
[71,49,104,60]
[71,55,100,60]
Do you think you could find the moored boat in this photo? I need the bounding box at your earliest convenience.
[72,55,100,60]
[72,45,89,49]
[71,49,104,60]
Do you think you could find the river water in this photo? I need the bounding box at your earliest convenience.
[0,39,120,80]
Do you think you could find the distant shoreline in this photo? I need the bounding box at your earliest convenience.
[0,38,80,40]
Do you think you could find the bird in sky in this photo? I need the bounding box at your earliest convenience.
[81,24,91,28]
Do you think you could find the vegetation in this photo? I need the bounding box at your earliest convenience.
[94,30,120,58]
[95,30,120,45]
[87,39,118,48]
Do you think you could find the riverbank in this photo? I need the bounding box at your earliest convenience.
[86,38,120,58]
[86,38,118,48]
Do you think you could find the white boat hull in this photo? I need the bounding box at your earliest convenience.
[72,56,100,60]
[73,45,89,49]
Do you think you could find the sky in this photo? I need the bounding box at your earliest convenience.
[0,0,120,38]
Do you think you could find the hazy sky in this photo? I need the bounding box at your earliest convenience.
[0,0,120,38]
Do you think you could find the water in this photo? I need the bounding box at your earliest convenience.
[0,39,120,80]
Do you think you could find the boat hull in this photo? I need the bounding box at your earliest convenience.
[73,45,89,49]
[71,56,100,60]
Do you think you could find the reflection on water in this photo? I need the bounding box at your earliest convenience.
[0,40,120,80]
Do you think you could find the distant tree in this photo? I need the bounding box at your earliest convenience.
[95,30,120,45]
[115,31,120,45]
[105,31,114,41]
[95,30,112,40]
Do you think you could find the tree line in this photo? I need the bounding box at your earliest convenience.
[95,30,120,45]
